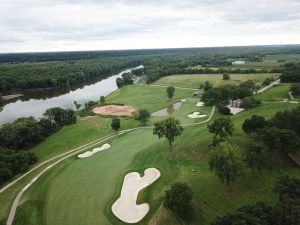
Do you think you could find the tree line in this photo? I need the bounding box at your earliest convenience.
[0,107,76,186]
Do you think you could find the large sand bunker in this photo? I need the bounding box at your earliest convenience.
[78,143,111,158]
[188,112,207,119]
[112,168,161,223]
[92,104,136,117]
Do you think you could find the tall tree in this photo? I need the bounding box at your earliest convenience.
[242,115,268,134]
[100,96,105,104]
[208,117,234,145]
[209,142,243,188]
[136,109,151,125]
[153,117,183,151]
[111,117,120,133]
[73,101,81,111]
[167,86,175,100]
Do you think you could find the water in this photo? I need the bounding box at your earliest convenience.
[0,65,143,126]
[151,102,182,116]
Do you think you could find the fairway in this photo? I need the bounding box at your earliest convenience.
[14,129,161,225]
[153,73,278,89]
[107,85,193,111]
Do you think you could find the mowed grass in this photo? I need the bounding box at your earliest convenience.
[153,73,278,89]
[107,84,193,112]
[13,101,300,225]
[150,98,212,125]
[256,84,291,102]
[30,116,139,161]
[14,129,161,225]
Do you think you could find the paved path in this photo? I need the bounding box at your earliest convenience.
[256,79,281,93]
[5,106,215,225]
[289,91,295,100]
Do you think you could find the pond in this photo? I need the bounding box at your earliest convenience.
[151,101,182,117]
[0,65,143,126]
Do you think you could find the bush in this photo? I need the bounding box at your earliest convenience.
[290,83,300,95]
[218,104,232,115]
[223,73,230,80]
[163,182,193,218]
[240,96,261,109]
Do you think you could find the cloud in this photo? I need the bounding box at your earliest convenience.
[0,0,299,52]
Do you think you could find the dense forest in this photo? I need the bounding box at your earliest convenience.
[1,45,300,94]
[0,107,76,186]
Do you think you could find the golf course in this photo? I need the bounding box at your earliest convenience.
[1,68,299,225]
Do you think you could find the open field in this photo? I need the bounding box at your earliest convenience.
[1,82,297,225]
[256,84,291,102]
[107,85,193,111]
[263,53,300,61]
[153,73,279,89]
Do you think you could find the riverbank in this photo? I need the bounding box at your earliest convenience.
[0,94,23,102]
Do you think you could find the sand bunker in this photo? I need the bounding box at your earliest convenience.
[92,105,136,117]
[112,168,161,223]
[188,112,207,119]
[196,101,204,107]
[181,99,187,102]
[78,143,111,158]
[290,101,299,104]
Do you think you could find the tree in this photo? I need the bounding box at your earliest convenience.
[73,101,81,111]
[290,83,300,95]
[163,182,193,218]
[211,202,272,225]
[208,117,234,145]
[242,115,268,134]
[217,104,231,115]
[116,77,125,88]
[100,96,105,104]
[223,73,230,80]
[111,117,120,133]
[136,109,151,125]
[240,97,261,109]
[209,142,243,188]
[204,81,213,91]
[153,117,183,151]
[167,86,175,100]
[245,141,268,172]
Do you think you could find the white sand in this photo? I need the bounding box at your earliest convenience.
[181,99,187,102]
[290,101,299,104]
[78,143,111,158]
[112,168,161,223]
[188,112,207,119]
[196,101,204,107]
[227,106,245,115]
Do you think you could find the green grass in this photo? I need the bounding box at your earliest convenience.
[150,98,212,125]
[3,83,300,225]
[256,84,291,102]
[153,74,278,89]
[107,84,193,112]
[30,116,139,161]
[13,100,300,225]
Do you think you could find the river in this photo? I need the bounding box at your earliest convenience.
[0,65,143,126]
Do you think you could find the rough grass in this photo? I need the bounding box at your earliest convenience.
[153,74,278,89]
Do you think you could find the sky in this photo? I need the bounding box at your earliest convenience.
[0,0,299,53]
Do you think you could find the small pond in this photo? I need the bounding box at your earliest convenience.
[151,101,182,116]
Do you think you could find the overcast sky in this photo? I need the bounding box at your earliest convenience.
[0,0,299,53]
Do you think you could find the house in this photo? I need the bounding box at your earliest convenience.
[230,98,242,108]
